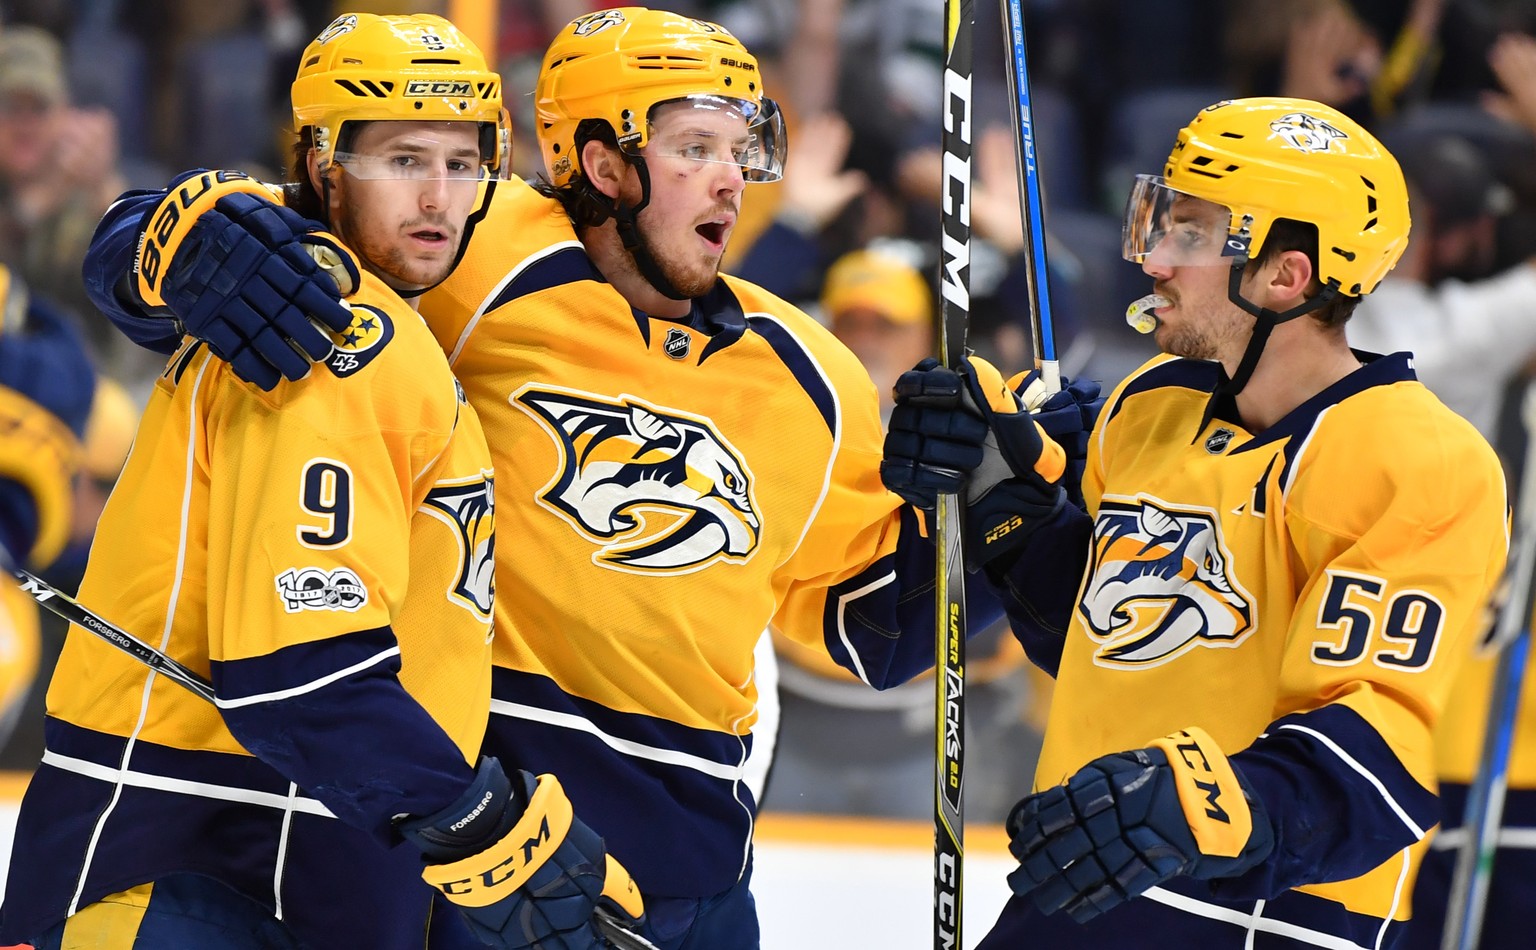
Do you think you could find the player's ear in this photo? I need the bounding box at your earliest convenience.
[1266,248,1315,305]
[581,139,625,201]
[305,149,329,202]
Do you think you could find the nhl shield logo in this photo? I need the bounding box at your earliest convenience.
[1205,427,1235,454]
[663,327,691,360]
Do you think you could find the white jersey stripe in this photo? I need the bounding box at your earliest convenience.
[490,699,745,781]
[1277,722,1428,838]
[1142,887,1373,950]
[214,647,403,709]
[41,749,336,817]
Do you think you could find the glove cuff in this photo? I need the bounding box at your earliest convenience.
[419,770,577,908]
[1147,727,1273,869]
[133,171,277,308]
[397,756,523,861]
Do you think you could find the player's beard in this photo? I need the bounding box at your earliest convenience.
[1153,287,1250,362]
[333,202,458,292]
[633,215,722,300]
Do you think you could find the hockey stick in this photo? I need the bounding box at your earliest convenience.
[1001,0,1059,395]
[11,567,217,703]
[10,567,660,950]
[594,908,660,950]
[935,1,974,947]
[1442,382,1536,950]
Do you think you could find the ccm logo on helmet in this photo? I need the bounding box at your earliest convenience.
[405,80,474,97]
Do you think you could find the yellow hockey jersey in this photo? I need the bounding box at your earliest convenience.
[1000,353,1507,948]
[1,266,497,947]
[418,179,944,897]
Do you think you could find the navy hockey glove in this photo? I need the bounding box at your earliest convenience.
[1006,727,1274,923]
[1016,371,1104,510]
[134,171,357,391]
[399,757,645,950]
[881,356,1068,569]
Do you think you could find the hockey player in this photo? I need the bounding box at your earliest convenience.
[0,15,642,949]
[71,8,1000,948]
[0,264,95,745]
[882,97,1510,948]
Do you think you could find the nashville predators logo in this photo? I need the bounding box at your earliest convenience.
[571,9,626,37]
[1268,112,1349,154]
[315,15,358,45]
[1079,498,1255,667]
[514,385,759,573]
[325,304,393,378]
[421,474,496,620]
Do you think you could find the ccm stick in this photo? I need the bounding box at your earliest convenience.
[936,0,975,947]
[10,567,659,950]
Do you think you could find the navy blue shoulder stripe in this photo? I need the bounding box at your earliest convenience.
[745,314,838,438]
[1105,358,1221,427]
[1234,353,1418,478]
[482,245,605,314]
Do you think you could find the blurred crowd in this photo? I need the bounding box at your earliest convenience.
[6,0,1536,823]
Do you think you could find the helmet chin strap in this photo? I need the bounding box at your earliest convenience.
[576,156,691,302]
[1218,254,1340,398]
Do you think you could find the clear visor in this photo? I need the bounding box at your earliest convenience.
[1122,174,1250,268]
[327,129,494,182]
[623,95,788,183]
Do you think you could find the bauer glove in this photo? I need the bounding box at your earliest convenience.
[398,757,646,950]
[133,170,357,391]
[881,355,1068,569]
[1005,727,1275,922]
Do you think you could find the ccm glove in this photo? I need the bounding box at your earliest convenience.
[134,171,358,391]
[1006,727,1274,923]
[881,356,1069,568]
[398,757,645,950]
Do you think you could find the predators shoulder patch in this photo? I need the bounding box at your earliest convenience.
[324,304,394,378]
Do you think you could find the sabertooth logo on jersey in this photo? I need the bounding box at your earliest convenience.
[1079,498,1255,667]
[421,474,497,621]
[276,567,368,613]
[515,385,760,573]
[1268,112,1349,154]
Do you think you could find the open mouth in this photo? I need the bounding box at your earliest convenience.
[696,220,729,249]
[410,228,449,247]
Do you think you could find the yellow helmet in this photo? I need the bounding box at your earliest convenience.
[1125,97,1409,296]
[534,7,786,188]
[291,13,508,175]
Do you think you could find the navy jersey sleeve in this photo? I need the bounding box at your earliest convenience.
[819,505,1009,688]
[1219,704,1439,898]
[82,180,202,356]
[990,502,1094,677]
[213,627,474,843]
